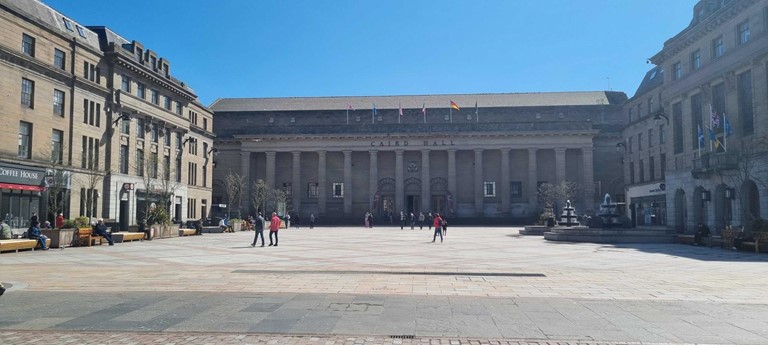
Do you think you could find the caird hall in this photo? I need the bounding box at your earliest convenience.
[210,92,626,222]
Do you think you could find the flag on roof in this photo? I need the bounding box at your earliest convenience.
[711,108,720,128]
[450,100,460,111]
[421,103,426,116]
[346,103,354,111]
[697,125,704,147]
[723,114,733,137]
[399,103,403,117]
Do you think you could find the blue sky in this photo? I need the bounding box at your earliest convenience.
[45,0,697,106]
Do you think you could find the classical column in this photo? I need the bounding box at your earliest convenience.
[448,149,457,213]
[474,149,484,215]
[500,148,511,215]
[369,150,378,212]
[582,147,595,212]
[555,148,566,184]
[241,152,251,215]
[292,151,301,214]
[343,150,352,215]
[265,151,276,190]
[528,149,538,212]
[395,150,404,213]
[421,149,431,213]
[317,151,326,215]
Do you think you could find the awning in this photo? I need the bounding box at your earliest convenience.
[0,183,45,191]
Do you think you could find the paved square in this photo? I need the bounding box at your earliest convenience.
[1,226,767,344]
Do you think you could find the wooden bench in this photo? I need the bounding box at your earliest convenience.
[0,239,51,253]
[676,234,721,247]
[178,228,196,236]
[112,232,144,243]
[76,228,104,246]
[741,232,768,253]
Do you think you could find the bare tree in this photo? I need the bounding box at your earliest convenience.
[251,179,271,215]
[79,157,106,226]
[39,142,71,224]
[537,181,581,216]
[716,135,768,227]
[270,188,287,216]
[224,170,245,218]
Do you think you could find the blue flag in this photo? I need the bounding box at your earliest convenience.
[723,114,733,137]
[708,126,715,141]
[697,125,704,147]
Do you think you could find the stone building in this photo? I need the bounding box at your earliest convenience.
[210,92,627,223]
[0,0,213,229]
[636,0,768,232]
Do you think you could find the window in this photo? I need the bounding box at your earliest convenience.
[150,56,157,70]
[175,156,182,182]
[63,17,73,31]
[163,155,170,181]
[638,133,643,151]
[510,181,522,198]
[175,101,182,115]
[660,153,666,179]
[203,143,209,159]
[648,128,654,148]
[137,118,145,139]
[202,166,207,187]
[691,50,701,71]
[53,89,65,116]
[150,153,158,178]
[188,139,198,155]
[83,61,99,83]
[187,199,197,219]
[628,108,634,122]
[121,75,131,92]
[164,128,171,146]
[203,118,208,131]
[649,156,655,181]
[738,70,754,135]
[79,188,97,218]
[673,102,683,154]
[659,124,665,144]
[21,78,34,108]
[82,99,100,127]
[136,149,144,176]
[54,48,66,70]
[283,182,292,196]
[22,33,35,57]
[137,83,146,99]
[483,182,496,197]
[712,83,726,139]
[120,114,130,135]
[150,123,158,143]
[690,93,702,148]
[629,162,635,184]
[75,25,86,38]
[332,183,344,198]
[672,62,682,80]
[712,36,724,58]
[119,145,129,174]
[738,21,750,44]
[151,89,159,105]
[188,162,197,185]
[648,97,653,113]
[628,137,633,154]
[639,159,645,183]
[175,132,182,150]
[164,96,172,110]
[51,129,63,164]
[308,183,318,198]
[80,136,99,170]
[189,111,198,125]
[637,103,643,117]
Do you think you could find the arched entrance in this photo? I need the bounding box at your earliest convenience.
[713,184,731,233]
[692,186,708,227]
[376,178,395,218]
[741,180,760,225]
[430,177,448,214]
[404,177,421,214]
[674,189,687,233]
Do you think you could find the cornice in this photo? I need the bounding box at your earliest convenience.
[109,52,196,101]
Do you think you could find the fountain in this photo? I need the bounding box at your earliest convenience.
[557,200,579,227]
[597,193,621,228]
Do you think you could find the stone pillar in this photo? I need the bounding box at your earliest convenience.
[265,151,276,190]
[474,149,484,215]
[241,152,251,216]
[292,151,301,214]
[343,150,352,215]
[421,149,431,213]
[369,150,378,212]
[448,149,457,213]
[555,148,566,184]
[318,151,326,215]
[395,150,404,213]
[582,147,595,213]
[500,148,511,215]
[528,149,538,212]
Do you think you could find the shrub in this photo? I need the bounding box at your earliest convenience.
[74,217,90,228]
[61,219,77,228]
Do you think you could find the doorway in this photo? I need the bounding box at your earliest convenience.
[407,195,420,214]
[431,195,445,214]
[119,199,129,230]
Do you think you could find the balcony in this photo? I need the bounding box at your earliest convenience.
[691,152,738,179]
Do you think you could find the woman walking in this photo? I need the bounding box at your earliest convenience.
[268,212,280,246]
[432,213,443,243]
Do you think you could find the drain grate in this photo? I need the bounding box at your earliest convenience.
[390,335,415,339]
[232,270,545,277]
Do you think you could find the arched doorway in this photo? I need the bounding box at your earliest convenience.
[692,186,708,227]
[376,178,395,219]
[713,184,731,233]
[741,180,760,225]
[404,177,421,214]
[430,177,448,215]
[674,189,687,233]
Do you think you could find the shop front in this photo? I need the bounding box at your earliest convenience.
[0,162,47,228]
[626,182,667,227]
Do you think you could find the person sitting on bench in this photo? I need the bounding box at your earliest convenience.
[694,222,710,246]
[93,218,115,245]
[27,224,49,250]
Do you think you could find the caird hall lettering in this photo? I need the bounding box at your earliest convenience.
[0,168,40,180]
[370,140,455,147]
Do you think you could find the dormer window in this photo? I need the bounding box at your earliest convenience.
[63,18,73,31]
[75,25,86,38]
[136,47,144,63]
[150,56,157,70]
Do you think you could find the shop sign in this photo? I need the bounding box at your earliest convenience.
[0,163,45,186]
[648,183,666,193]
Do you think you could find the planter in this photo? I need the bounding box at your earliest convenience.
[41,228,77,248]
[151,224,180,239]
[231,222,242,232]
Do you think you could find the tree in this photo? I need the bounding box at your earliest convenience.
[270,188,287,216]
[39,141,71,224]
[79,158,105,226]
[537,181,581,217]
[250,179,271,215]
[716,135,768,227]
[224,170,245,218]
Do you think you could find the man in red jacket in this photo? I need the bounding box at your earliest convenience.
[269,212,280,246]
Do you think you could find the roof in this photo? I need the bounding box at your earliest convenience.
[210,91,627,112]
[631,67,664,100]
[2,0,101,52]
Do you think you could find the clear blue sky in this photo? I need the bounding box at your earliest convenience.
[45,0,697,106]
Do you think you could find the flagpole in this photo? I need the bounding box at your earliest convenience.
[372,103,375,124]
[709,105,713,152]
[422,103,426,124]
[723,113,727,152]
[398,103,401,124]
[475,101,478,123]
[449,102,452,123]
[346,108,349,125]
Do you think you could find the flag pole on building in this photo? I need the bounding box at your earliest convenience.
[398,103,403,124]
[709,105,713,152]
[475,101,479,123]
[422,103,426,123]
[372,103,376,124]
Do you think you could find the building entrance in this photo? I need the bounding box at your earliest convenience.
[432,195,445,214]
[407,195,420,214]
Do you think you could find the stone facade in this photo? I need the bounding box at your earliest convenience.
[631,0,768,233]
[211,92,627,223]
[0,0,213,229]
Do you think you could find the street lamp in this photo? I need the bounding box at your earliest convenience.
[112,113,131,126]
[616,142,627,152]
[653,109,669,125]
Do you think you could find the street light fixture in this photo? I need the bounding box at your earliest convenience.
[653,109,669,125]
[112,113,131,126]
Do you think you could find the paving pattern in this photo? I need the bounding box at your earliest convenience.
[1,226,767,345]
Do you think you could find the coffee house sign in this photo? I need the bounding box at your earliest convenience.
[0,163,45,186]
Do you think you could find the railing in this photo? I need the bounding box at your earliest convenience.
[691,152,738,178]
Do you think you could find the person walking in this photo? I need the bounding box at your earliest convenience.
[418,212,425,230]
[309,213,315,229]
[251,213,265,247]
[441,216,448,236]
[400,212,405,229]
[432,213,443,243]
[410,213,416,229]
[268,212,280,246]
[294,214,301,229]
[367,212,374,229]
[364,211,371,228]
[427,213,433,231]
[285,213,291,229]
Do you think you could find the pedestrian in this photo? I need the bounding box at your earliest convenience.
[55,213,64,229]
[694,222,710,246]
[441,216,448,236]
[428,213,433,231]
[285,213,291,229]
[30,212,39,227]
[400,211,405,229]
[251,213,265,247]
[364,211,371,228]
[194,219,203,236]
[93,218,115,245]
[294,214,301,229]
[309,213,315,229]
[27,223,49,250]
[432,213,443,243]
[418,212,425,230]
[367,212,374,229]
[268,212,280,246]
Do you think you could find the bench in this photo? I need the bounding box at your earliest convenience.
[178,228,196,236]
[76,228,104,246]
[112,232,144,243]
[676,234,721,247]
[0,239,51,253]
[741,232,768,253]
